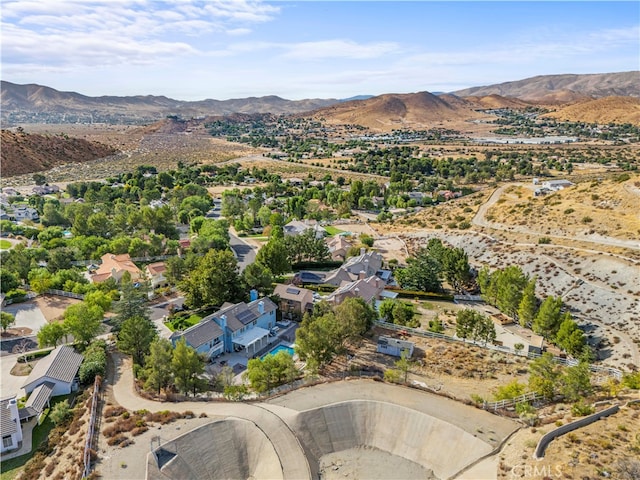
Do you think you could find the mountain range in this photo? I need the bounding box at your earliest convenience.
[1,71,639,127]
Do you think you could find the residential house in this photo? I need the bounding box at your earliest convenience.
[273,284,314,320]
[91,253,142,284]
[324,249,383,286]
[326,234,353,261]
[32,185,60,196]
[170,318,225,361]
[326,274,394,306]
[283,220,327,239]
[146,262,168,290]
[376,336,414,358]
[285,178,304,187]
[22,345,83,396]
[1,188,19,197]
[11,206,39,222]
[19,382,54,423]
[210,297,278,357]
[0,397,22,453]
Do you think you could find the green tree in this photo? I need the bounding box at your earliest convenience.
[528,353,560,400]
[334,297,377,346]
[63,303,104,349]
[0,312,16,333]
[495,265,528,319]
[394,248,442,292]
[179,249,243,308]
[455,309,496,344]
[555,315,586,357]
[517,277,537,327]
[171,338,206,396]
[144,338,174,394]
[0,270,20,293]
[28,268,53,294]
[533,296,564,339]
[255,238,290,275]
[165,255,187,285]
[117,316,157,366]
[83,290,113,311]
[295,312,342,372]
[561,361,592,402]
[246,351,297,393]
[37,322,66,347]
[242,262,274,295]
[113,274,150,329]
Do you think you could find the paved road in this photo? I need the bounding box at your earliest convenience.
[229,233,257,271]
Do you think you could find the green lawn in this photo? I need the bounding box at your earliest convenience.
[323,226,344,235]
[0,239,12,249]
[0,394,73,480]
[166,313,202,332]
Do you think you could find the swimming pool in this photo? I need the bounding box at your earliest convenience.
[261,344,295,359]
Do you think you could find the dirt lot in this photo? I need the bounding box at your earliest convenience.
[33,295,81,322]
[498,401,640,480]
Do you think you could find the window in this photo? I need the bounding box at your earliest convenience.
[3,436,13,448]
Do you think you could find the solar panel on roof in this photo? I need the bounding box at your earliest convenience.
[286,287,300,295]
[236,309,257,325]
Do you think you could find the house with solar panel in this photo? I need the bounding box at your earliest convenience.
[213,297,278,357]
[169,318,225,361]
[273,284,314,320]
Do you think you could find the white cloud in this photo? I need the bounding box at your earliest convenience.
[1,0,279,69]
[280,39,400,60]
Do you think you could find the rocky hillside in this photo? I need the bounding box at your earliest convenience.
[307,91,487,130]
[454,71,640,102]
[1,81,339,125]
[0,130,119,177]
[542,96,640,125]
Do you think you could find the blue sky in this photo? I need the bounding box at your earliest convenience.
[2,1,638,100]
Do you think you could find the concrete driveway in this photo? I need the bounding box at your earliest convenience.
[3,301,47,334]
[0,352,27,398]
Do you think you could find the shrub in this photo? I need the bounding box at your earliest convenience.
[49,399,73,425]
[538,237,551,244]
[78,340,107,384]
[571,400,594,417]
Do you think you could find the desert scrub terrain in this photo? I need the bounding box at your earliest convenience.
[485,174,640,241]
[498,400,640,480]
[376,188,493,233]
[1,126,261,187]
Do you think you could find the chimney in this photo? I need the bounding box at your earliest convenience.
[250,289,258,302]
[258,301,265,314]
[359,270,366,280]
[219,315,227,329]
[7,398,22,442]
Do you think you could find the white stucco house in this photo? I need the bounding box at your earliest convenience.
[0,397,22,453]
[22,345,83,397]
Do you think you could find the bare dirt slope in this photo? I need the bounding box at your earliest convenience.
[454,71,640,101]
[0,129,118,176]
[542,96,640,125]
[308,91,490,131]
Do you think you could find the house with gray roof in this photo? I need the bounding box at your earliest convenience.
[22,345,83,396]
[170,318,225,360]
[19,382,54,423]
[273,284,314,320]
[0,397,22,453]
[210,297,278,357]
